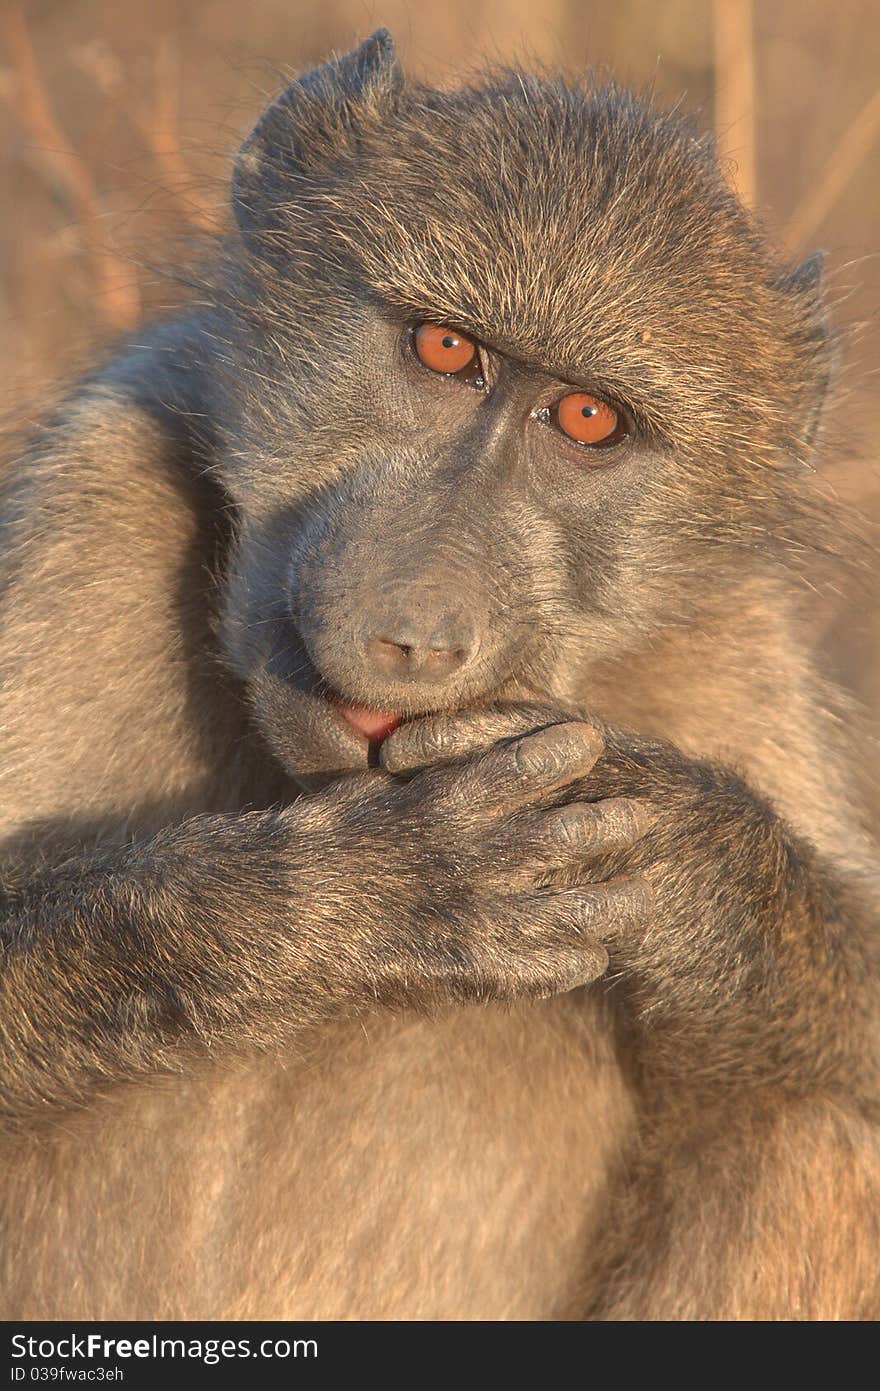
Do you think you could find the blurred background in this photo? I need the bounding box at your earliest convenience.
[1,0,878,728]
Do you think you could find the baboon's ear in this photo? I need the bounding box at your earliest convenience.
[232,29,403,231]
[777,252,834,449]
[779,251,826,322]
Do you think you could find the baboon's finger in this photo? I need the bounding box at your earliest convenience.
[381,703,577,772]
[486,799,655,884]
[428,721,604,817]
[460,911,610,999]
[525,877,654,941]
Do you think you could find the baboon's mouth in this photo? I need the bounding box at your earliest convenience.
[326,692,402,744]
[278,622,404,749]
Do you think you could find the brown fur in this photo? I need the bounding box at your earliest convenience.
[1,32,878,1320]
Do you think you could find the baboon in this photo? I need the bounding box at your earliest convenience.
[1,29,878,1321]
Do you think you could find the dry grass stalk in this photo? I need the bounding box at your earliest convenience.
[786,86,880,247]
[713,0,757,207]
[132,36,217,233]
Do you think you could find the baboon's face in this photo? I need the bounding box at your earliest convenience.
[214,34,829,783]
[222,301,663,778]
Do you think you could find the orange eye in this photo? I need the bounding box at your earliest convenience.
[553,392,623,447]
[414,323,478,375]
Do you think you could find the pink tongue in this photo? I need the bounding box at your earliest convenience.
[333,700,402,743]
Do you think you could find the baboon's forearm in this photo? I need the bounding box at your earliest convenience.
[0,810,359,1127]
[621,820,878,1094]
[578,1096,880,1320]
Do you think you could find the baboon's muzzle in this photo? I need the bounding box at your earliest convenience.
[295,571,488,713]
[287,462,519,736]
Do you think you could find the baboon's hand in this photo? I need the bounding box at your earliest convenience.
[380,701,810,1033]
[290,720,652,1005]
[381,698,781,939]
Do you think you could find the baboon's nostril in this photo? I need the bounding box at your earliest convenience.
[365,614,476,684]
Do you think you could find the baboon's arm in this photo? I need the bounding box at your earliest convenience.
[0,810,354,1123]
[580,1097,880,1320]
[584,731,880,1319]
[2,398,650,1126]
[0,727,648,1128]
[592,739,879,1323]
[0,386,329,1124]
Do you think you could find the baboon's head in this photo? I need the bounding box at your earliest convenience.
[212,30,831,784]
